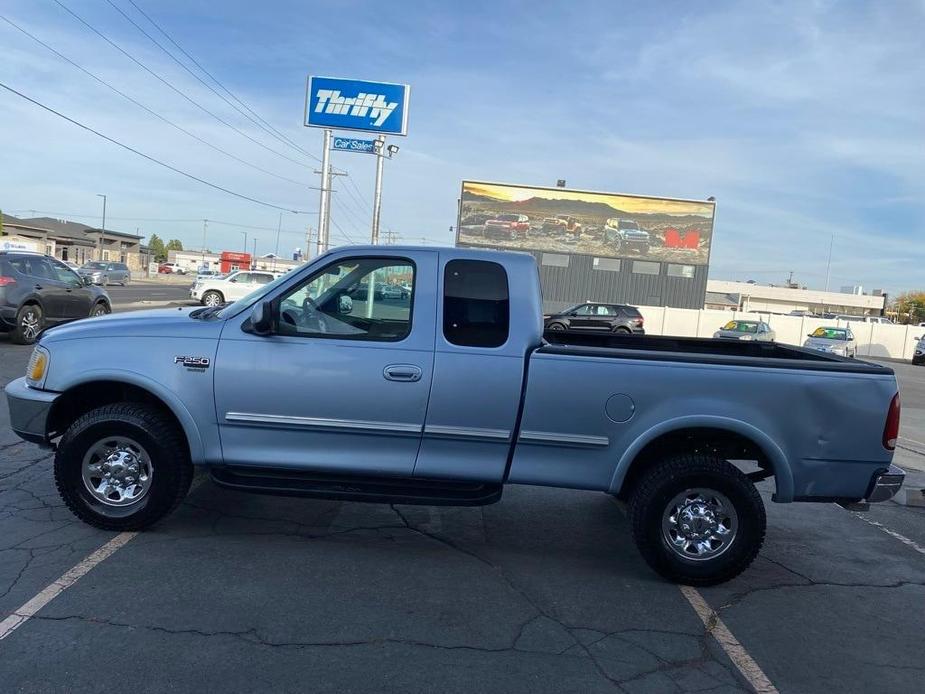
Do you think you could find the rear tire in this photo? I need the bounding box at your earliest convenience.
[614,326,632,335]
[547,322,566,332]
[54,403,193,531]
[628,453,765,586]
[11,303,44,345]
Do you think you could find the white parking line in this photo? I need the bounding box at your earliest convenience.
[0,532,136,641]
[679,585,778,693]
[849,512,925,556]
[899,435,925,449]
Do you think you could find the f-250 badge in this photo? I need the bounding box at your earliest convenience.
[174,356,210,369]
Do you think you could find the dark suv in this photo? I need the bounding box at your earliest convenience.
[544,302,645,334]
[0,252,112,344]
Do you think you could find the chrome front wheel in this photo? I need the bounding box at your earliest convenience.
[81,436,153,507]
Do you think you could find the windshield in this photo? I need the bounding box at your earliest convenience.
[619,220,640,230]
[811,327,848,340]
[723,320,759,333]
[82,262,106,269]
[495,214,519,221]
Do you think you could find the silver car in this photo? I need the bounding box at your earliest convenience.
[713,320,775,342]
[913,335,925,366]
[78,261,130,286]
[803,326,857,358]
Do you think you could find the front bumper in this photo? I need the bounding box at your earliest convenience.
[867,465,905,502]
[4,377,59,447]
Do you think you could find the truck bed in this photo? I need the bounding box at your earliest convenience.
[541,331,893,374]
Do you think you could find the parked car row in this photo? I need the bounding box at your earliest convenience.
[0,251,111,344]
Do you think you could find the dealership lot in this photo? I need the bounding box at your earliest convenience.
[1,335,923,692]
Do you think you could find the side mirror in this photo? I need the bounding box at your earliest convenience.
[229,277,238,283]
[248,301,273,335]
[83,276,93,286]
[807,333,814,337]
[338,295,353,314]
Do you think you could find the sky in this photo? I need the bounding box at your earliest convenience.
[0,0,922,293]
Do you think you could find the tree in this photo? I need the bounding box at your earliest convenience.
[165,239,184,252]
[891,291,925,324]
[147,234,166,262]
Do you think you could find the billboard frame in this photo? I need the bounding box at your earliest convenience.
[455,179,717,268]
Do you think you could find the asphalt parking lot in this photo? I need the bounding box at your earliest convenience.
[1,326,924,693]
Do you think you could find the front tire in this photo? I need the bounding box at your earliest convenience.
[11,303,44,345]
[54,403,193,531]
[91,302,110,317]
[202,290,223,307]
[628,454,765,586]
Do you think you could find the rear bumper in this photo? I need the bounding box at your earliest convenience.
[4,377,59,447]
[866,464,905,502]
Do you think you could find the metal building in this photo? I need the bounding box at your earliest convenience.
[455,180,715,312]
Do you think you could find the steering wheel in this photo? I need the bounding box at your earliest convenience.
[300,296,330,332]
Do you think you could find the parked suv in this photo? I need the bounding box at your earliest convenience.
[482,213,530,240]
[190,270,279,307]
[913,335,924,366]
[544,302,645,334]
[0,251,111,344]
[78,261,130,286]
[603,218,651,254]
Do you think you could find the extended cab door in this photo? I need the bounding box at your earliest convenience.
[213,250,437,476]
[413,253,543,482]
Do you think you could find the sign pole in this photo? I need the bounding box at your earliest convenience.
[372,136,385,244]
[317,128,333,255]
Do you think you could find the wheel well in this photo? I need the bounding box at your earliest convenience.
[617,427,774,500]
[47,381,187,453]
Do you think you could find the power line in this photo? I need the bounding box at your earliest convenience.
[105,0,316,165]
[0,14,315,190]
[51,0,315,172]
[0,80,309,213]
[124,0,323,165]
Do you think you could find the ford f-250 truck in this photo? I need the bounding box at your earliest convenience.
[5,246,905,585]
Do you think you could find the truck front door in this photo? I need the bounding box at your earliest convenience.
[214,251,437,476]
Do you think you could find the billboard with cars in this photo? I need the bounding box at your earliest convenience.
[456,181,716,265]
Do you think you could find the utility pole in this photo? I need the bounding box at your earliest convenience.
[274,212,282,271]
[824,233,835,292]
[201,220,208,267]
[317,128,333,254]
[96,194,107,261]
[252,238,257,268]
[372,136,386,244]
[314,167,347,255]
[240,231,247,259]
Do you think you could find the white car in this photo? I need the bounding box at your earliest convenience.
[190,270,279,307]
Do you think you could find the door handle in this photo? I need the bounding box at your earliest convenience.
[383,364,422,382]
[34,284,43,290]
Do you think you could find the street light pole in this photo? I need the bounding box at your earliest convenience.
[372,136,385,244]
[274,212,282,271]
[201,220,208,268]
[239,231,247,268]
[824,233,835,292]
[252,238,257,268]
[96,194,107,261]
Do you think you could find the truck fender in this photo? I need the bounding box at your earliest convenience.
[608,414,795,502]
[57,368,205,465]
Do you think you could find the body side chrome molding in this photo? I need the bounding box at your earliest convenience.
[225,412,422,434]
[518,430,610,447]
[424,424,510,441]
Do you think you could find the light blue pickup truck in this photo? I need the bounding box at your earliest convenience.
[4,246,905,585]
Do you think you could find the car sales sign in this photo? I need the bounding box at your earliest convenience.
[304,76,410,136]
[332,137,378,154]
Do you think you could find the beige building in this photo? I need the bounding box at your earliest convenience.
[706,279,886,316]
[1,215,150,271]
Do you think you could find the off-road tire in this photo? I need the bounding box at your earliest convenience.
[54,403,193,531]
[628,453,765,586]
[11,303,44,345]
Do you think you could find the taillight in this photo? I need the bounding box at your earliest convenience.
[883,393,901,450]
[0,276,16,287]
[634,317,644,325]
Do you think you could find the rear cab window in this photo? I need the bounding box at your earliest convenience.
[443,259,509,348]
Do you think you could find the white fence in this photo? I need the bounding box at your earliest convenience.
[637,306,922,361]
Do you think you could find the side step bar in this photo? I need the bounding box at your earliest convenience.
[210,466,503,507]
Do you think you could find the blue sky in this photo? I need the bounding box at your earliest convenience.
[1,0,922,293]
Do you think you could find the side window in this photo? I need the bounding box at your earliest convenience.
[277,257,414,341]
[574,305,594,316]
[28,258,56,280]
[443,259,509,348]
[234,273,251,283]
[253,273,273,285]
[596,305,613,316]
[50,258,81,286]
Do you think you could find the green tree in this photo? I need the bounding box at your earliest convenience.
[891,291,925,324]
[165,239,184,252]
[147,234,166,262]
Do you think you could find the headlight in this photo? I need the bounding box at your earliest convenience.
[26,346,50,388]
[740,334,754,340]
[713,332,720,338]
